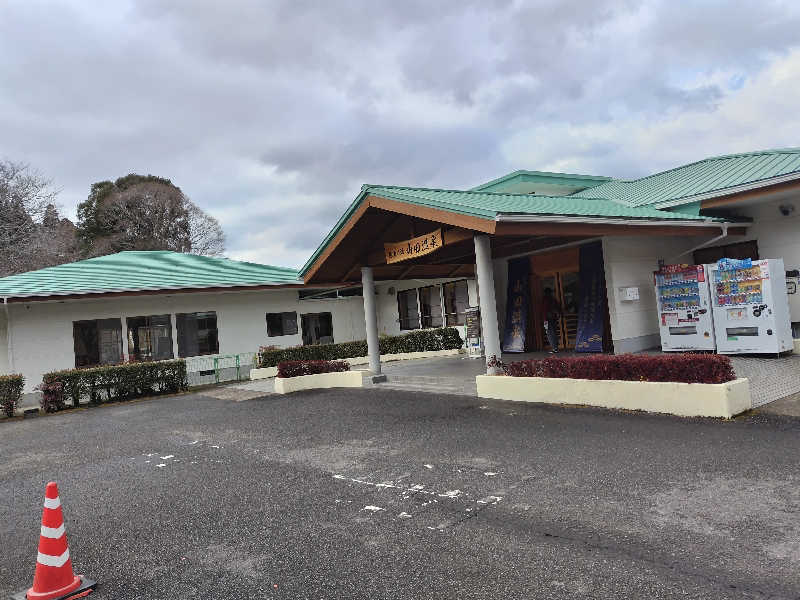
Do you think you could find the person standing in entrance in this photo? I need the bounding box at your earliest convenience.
[542,287,562,353]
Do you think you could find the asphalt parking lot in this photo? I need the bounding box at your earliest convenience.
[1,389,800,599]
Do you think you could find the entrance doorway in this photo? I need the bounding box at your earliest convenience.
[526,244,609,352]
[539,271,580,350]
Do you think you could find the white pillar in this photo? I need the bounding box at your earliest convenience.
[474,234,501,374]
[361,266,381,375]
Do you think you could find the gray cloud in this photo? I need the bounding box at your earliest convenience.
[1,0,799,268]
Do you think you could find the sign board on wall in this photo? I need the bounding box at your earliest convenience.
[384,229,442,264]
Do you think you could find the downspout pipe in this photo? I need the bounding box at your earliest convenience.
[669,223,729,261]
[3,297,13,374]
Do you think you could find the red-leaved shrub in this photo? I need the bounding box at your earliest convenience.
[277,360,351,378]
[37,380,66,413]
[497,354,735,384]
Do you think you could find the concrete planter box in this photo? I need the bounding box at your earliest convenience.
[251,348,463,380]
[273,371,364,394]
[250,366,277,380]
[475,375,751,419]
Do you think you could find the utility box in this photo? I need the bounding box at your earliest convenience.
[618,286,640,301]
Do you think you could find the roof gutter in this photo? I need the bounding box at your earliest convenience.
[670,223,729,261]
[651,171,800,210]
[494,214,729,228]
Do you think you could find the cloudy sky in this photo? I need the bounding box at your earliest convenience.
[2,0,800,269]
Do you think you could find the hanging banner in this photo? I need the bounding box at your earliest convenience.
[575,242,604,352]
[502,258,529,352]
[384,229,442,264]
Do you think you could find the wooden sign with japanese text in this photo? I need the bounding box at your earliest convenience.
[384,229,442,264]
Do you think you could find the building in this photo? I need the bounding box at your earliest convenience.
[2,147,800,391]
[300,148,800,371]
[0,251,472,391]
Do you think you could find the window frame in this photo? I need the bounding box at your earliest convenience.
[126,314,174,362]
[397,288,421,331]
[443,279,469,326]
[73,318,123,368]
[176,311,220,358]
[266,311,299,337]
[300,311,334,345]
[418,284,444,329]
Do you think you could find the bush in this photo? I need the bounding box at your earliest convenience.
[494,354,735,385]
[0,374,24,417]
[37,381,65,413]
[277,360,351,378]
[42,359,188,406]
[258,327,463,368]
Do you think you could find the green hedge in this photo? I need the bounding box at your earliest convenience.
[42,360,188,409]
[0,374,24,418]
[258,327,463,368]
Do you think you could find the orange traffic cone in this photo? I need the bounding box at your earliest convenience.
[12,482,96,600]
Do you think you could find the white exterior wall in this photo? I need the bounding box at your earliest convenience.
[5,289,367,392]
[602,235,709,353]
[297,296,366,343]
[0,311,8,374]
[730,195,800,323]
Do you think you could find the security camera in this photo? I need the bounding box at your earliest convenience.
[779,204,795,216]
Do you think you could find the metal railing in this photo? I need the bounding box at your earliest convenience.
[184,352,258,387]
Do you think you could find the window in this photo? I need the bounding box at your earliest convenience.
[444,280,469,326]
[397,289,420,330]
[73,319,123,368]
[301,312,334,345]
[266,312,298,336]
[693,240,759,265]
[299,287,363,300]
[176,311,219,358]
[419,285,443,328]
[126,314,173,361]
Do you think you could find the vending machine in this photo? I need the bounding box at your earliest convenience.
[653,264,716,351]
[707,258,794,354]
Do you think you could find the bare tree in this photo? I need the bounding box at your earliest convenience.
[0,160,75,276]
[186,199,225,256]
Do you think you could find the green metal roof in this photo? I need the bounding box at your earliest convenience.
[300,184,714,275]
[0,251,301,299]
[573,148,800,208]
[471,169,612,193]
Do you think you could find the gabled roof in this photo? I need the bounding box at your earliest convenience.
[471,169,612,193]
[573,148,800,209]
[300,184,716,276]
[365,185,711,220]
[0,251,302,300]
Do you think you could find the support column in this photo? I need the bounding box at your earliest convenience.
[361,266,381,376]
[474,234,501,374]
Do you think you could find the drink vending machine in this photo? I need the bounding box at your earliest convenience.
[654,264,716,351]
[707,258,794,354]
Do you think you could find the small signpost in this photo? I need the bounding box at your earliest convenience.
[465,307,483,359]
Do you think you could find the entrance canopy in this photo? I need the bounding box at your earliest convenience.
[300,185,745,285]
